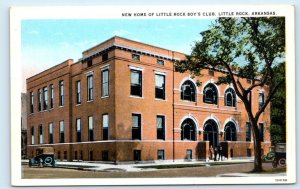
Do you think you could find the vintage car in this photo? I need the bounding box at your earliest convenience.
[28,147,55,167]
[272,143,286,168]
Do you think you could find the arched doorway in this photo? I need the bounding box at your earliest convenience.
[203,119,219,147]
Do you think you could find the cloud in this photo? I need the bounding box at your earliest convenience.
[111,29,130,37]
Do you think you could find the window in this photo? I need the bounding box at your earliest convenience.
[224,122,237,141]
[87,75,94,101]
[259,93,265,110]
[102,53,108,61]
[50,84,54,109]
[89,151,93,161]
[102,151,109,161]
[181,118,196,141]
[30,91,34,113]
[76,81,81,104]
[57,151,61,160]
[38,88,42,111]
[157,150,165,160]
[248,91,252,105]
[88,116,94,141]
[76,118,81,142]
[132,53,140,61]
[186,149,192,160]
[39,125,43,144]
[63,151,67,160]
[155,74,165,99]
[43,87,48,110]
[247,149,252,157]
[181,80,196,102]
[102,69,109,97]
[132,114,141,140]
[246,122,251,141]
[87,60,92,67]
[80,151,83,160]
[203,83,218,104]
[74,151,78,160]
[59,121,64,143]
[31,127,35,144]
[59,80,64,106]
[49,123,53,144]
[102,114,109,140]
[259,123,264,142]
[133,150,141,161]
[130,70,142,97]
[224,88,236,107]
[157,59,164,66]
[157,116,165,140]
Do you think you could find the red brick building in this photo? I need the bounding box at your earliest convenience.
[26,36,271,162]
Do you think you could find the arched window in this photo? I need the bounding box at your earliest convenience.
[224,88,236,107]
[224,121,237,141]
[181,80,196,102]
[181,118,196,141]
[203,83,218,104]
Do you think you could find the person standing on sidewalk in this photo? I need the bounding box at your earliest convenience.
[218,145,223,161]
[209,145,214,160]
[214,146,218,161]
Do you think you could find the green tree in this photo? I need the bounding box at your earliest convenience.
[270,62,286,145]
[175,17,285,172]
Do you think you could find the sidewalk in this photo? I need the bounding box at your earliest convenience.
[23,158,255,172]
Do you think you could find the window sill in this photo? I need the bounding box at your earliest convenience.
[129,95,144,99]
[59,106,64,108]
[101,96,109,99]
[180,100,197,104]
[155,98,167,102]
[75,103,81,107]
[87,100,94,103]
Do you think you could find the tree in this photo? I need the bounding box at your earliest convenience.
[270,62,286,145]
[175,17,285,172]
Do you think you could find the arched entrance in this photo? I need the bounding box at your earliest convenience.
[203,119,219,147]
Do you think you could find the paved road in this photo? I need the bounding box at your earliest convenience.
[22,162,285,179]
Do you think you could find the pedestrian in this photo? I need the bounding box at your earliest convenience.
[214,146,218,161]
[219,145,223,161]
[209,145,213,160]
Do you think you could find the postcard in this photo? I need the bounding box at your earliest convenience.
[10,5,295,186]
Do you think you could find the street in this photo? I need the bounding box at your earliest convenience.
[22,162,286,179]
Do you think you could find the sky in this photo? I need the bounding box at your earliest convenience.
[21,19,214,92]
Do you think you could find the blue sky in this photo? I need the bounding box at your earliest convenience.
[21,19,214,91]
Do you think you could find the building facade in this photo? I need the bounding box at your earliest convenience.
[27,36,271,162]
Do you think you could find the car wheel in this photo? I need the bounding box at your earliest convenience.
[44,157,53,165]
[278,158,286,166]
